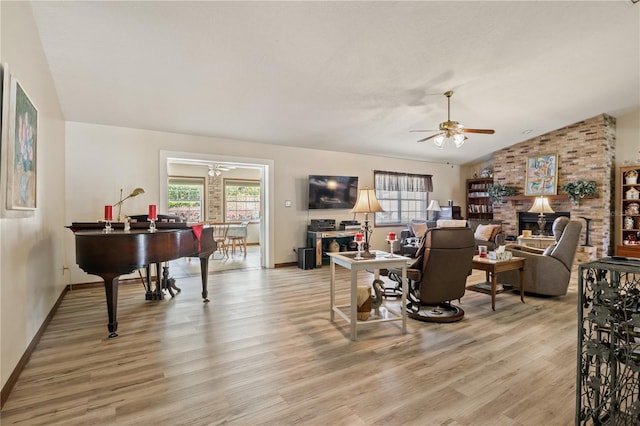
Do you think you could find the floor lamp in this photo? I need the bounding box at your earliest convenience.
[352,189,384,258]
[528,196,554,236]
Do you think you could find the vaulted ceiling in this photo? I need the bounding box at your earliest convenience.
[29,1,639,165]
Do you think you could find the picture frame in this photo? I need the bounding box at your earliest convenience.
[0,63,7,172]
[525,154,558,196]
[7,76,38,211]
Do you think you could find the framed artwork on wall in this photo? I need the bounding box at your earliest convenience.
[525,154,557,196]
[6,75,38,211]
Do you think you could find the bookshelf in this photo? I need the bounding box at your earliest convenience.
[466,178,493,220]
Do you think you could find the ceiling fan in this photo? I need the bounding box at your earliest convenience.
[411,90,495,148]
[208,164,235,177]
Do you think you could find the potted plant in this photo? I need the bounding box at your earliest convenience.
[561,180,597,204]
[487,183,517,204]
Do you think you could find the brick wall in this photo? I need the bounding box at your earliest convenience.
[492,114,615,257]
[207,175,224,221]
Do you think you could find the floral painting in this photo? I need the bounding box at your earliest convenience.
[525,154,557,196]
[7,76,37,210]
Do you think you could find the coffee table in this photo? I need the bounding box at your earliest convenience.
[469,255,525,310]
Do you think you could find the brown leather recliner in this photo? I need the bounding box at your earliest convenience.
[387,227,475,322]
[501,217,582,296]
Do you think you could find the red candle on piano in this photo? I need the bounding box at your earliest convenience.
[387,232,396,241]
[148,204,157,220]
[104,205,113,221]
[355,233,363,242]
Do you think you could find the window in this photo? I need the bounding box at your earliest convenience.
[167,177,204,222]
[373,171,432,226]
[225,179,260,222]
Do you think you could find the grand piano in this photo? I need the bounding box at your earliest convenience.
[69,222,216,338]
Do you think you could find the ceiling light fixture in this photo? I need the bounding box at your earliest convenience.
[412,91,494,149]
[208,165,222,177]
[432,130,466,149]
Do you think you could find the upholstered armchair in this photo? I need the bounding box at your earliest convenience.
[387,227,475,322]
[500,217,582,296]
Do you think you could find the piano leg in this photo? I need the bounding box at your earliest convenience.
[199,255,210,303]
[144,263,165,300]
[162,265,181,297]
[102,274,119,339]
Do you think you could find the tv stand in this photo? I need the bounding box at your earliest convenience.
[307,230,359,267]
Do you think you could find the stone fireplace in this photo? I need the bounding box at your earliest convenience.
[487,114,615,258]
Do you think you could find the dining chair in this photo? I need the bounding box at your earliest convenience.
[228,221,249,257]
[212,223,230,259]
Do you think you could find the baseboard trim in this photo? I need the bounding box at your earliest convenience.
[1,286,68,409]
[0,277,143,408]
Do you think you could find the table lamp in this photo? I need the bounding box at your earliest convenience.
[113,187,145,222]
[528,196,554,235]
[427,199,441,221]
[352,188,384,258]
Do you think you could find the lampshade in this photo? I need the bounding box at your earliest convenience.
[427,200,441,211]
[352,189,384,214]
[432,132,467,149]
[528,196,554,214]
[453,133,466,148]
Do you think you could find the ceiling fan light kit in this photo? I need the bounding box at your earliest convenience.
[208,164,233,177]
[413,90,495,149]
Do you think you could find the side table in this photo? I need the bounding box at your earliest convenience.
[328,251,408,341]
[469,255,525,310]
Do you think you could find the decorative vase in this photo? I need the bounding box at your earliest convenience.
[328,239,340,253]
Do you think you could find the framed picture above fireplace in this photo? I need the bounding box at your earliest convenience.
[525,154,557,196]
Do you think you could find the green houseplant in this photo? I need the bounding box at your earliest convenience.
[487,183,517,204]
[561,180,597,204]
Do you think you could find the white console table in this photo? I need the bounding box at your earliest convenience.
[328,251,408,341]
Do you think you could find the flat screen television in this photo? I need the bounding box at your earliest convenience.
[308,175,359,209]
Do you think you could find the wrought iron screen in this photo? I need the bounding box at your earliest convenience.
[577,259,640,425]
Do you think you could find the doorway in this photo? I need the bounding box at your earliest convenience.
[159,150,274,270]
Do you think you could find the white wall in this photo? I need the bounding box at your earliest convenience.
[1,1,66,390]
[615,108,640,166]
[613,107,640,245]
[65,121,462,283]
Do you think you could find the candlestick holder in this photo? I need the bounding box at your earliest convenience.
[148,218,157,233]
[385,238,396,258]
[354,241,364,260]
[103,220,113,233]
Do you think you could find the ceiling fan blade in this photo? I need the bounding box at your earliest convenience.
[416,132,443,143]
[462,128,495,134]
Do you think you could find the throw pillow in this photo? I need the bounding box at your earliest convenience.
[489,224,502,241]
[411,222,428,238]
[474,224,495,241]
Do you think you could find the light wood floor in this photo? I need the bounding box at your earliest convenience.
[0,262,580,425]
